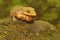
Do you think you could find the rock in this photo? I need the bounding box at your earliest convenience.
[0,18,60,40]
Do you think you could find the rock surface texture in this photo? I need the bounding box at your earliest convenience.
[0,17,60,40]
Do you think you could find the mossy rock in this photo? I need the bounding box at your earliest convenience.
[0,17,60,40]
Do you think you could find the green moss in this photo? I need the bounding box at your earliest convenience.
[6,0,27,14]
[41,13,58,22]
[0,0,3,6]
[0,18,60,40]
[57,20,60,31]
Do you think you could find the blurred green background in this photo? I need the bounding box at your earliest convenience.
[0,0,60,30]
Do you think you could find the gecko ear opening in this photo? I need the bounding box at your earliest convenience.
[27,10,30,13]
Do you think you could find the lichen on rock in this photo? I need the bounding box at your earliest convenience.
[0,17,60,40]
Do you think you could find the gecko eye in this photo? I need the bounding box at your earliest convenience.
[27,10,30,13]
